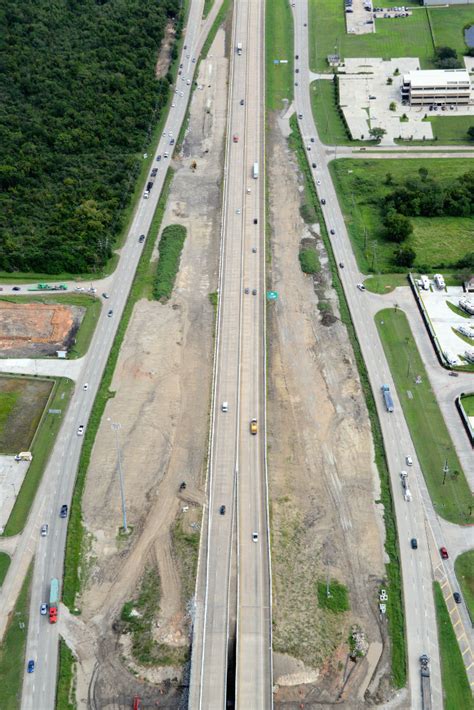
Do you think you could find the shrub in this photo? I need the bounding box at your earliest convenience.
[299,248,320,274]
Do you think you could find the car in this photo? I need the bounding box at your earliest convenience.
[83,383,88,391]
[220,505,226,515]
[102,292,109,299]
[179,91,184,97]
[170,138,175,145]
[449,371,459,377]
[233,134,239,143]
[77,425,84,436]
[175,89,179,94]
[252,289,257,295]
[252,247,257,253]
[330,229,335,235]
[356,283,366,291]
[236,208,241,214]
[139,234,145,243]
[143,190,149,199]
[240,99,244,105]
[164,151,169,158]
[321,198,326,205]
[60,504,68,518]
[295,82,298,87]
[107,309,113,317]
[244,287,250,294]
[151,168,158,177]
[339,262,344,268]
[250,418,258,435]
[295,68,299,73]
[40,524,48,537]
[156,155,161,161]
[410,538,418,549]
[440,546,449,559]
[253,218,258,224]
[186,79,191,85]
[310,137,315,143]
[27,660,35,674]
[298,113,303,119]
[317,180,321,185]
[306,145,311,151]
[171,103,175,108]
[179,63,183,68]
[12,286,21,291]
[252,532,258,542]
[453,592,461,604]
[40,603,48,616]
[406,455,413,466]
[192,57,196,63]
[295,54,299,59]
[312,163,316,168]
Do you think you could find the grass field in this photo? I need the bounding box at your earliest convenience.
[56,641,76,710]
[433,582,473,710]
[310,80,350,145]
[0,294,101,359]
[3,377,73,536]
[429,115,474,145]
[266,0,294,110]
[454,550,474,619]
[460,394,474,417]
[0,566,32,710]
[376,309,471,524]
[0,552,11,586]
[309,0,473,73]
[330,158,473,274]
[0,376,53,453]
[201,0,231,57]
[364,274,408,294]
[153,224,187,301]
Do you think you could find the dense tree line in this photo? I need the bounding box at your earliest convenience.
[0,0,182,274]
[384,169,474,218]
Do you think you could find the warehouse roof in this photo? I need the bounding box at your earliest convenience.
[403,69,470,88]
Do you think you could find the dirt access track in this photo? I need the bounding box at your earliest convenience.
[0,300,84,357]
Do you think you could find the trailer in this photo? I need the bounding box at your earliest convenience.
[420,655,431,710]
[49,578,59,624]
[14,451,33,462]
[252,162,259,179]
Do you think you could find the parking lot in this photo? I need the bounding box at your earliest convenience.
[417,282,474,365]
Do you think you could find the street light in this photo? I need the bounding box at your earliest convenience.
[109,421,128,532]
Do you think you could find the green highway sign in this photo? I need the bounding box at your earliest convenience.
[266,291,278,300]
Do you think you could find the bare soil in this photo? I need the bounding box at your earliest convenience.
[155,22,176,79]
[67,32,228,709]
[0,301,84,357]
[267,116,391,707]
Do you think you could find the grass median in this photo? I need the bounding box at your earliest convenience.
[433,582,473,710]
[454,550,474,621]
[56,640,76,710]
[153,224,187,301]
[288,114,406,688]
[266,0,293,111]
[376,308,471,524]
[0,565,32,709]
[0,552,11,586]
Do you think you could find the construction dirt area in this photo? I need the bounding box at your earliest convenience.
[61,30,228,709]
[59,26,399,710]
[0,300,84,358]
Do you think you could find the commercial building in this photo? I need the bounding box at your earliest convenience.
[401,69,471,106]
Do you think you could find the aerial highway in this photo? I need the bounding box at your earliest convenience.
[0,0,225,707]
[290,1,455,707]
[189,0,272,707]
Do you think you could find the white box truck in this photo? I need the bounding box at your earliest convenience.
[237,43,242,55]
[252,162,259,179]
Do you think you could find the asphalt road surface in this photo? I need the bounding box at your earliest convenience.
[292,2,445,708]
[14,1,214,707]
[189,0,272,707]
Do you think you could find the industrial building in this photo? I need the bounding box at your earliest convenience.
[401,69,471,106]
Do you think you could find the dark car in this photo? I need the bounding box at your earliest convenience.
[252,289,257,295]
[12,286,21,291]
[151,168,158,177]
[60,504,68,518]
[240,99,244,105]
[295,68,299,73]
[321,198,326,205]
[295,54,299,59]
[440,546,449,559]
[219,505,226,515]
[330,229,335,235]
[107,309,113,317]
[253,218,258,224]
[139,234,145,243]
[27,660,35,673]
[156,155,161,162]
[339,262,344,268]
[312,163,316,168]
[170,138,175,145]
[453,592,461,604]
[411,538,418,549]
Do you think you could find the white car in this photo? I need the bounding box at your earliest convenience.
[406,455,413,466]
[252,532,258,542]
[171,103,175,108]
[83,383,88,391]
[77,425,84,436]
[40,524,48,537]
[356,283,366,291]
[40,604,48,616]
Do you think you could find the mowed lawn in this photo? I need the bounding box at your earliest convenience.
[309,0,435,72]
[454,550,474,619]
[376,309,472,525]
[429,115,474,144]
[266,0,294,110]
[330,158,473,273]
[310,80,371,145]
[0,377,53,453]
[460,395,474,417]
[309,0,473,72]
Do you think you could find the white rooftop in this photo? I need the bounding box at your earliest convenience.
[404,69,470,88]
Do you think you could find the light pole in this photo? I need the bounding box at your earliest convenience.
[110,421,128,532]
[442,459,449,486]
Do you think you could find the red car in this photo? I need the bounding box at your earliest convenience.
[440,546,449,560]
[233,134,239,143]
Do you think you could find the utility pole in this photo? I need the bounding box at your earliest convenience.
[111,421,128,532]
[442,459,449,486]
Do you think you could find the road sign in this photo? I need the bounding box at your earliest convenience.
[267,291,278,300]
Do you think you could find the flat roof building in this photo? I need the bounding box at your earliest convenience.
[401,69,471,106]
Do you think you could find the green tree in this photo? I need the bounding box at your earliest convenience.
[394,246,416,268]
[370,127,386,142]
[468,126,474,141]
[383,211,413,243]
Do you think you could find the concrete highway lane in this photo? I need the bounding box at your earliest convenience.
[291,1,443,707]
[16,1,210,707]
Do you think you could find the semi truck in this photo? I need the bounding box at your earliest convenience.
[381,384,394,412]
[420,655,431,710]
[236,42,242,55]
[27,283,67,291]
[49,578,59,624]
[400,471,412,501]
